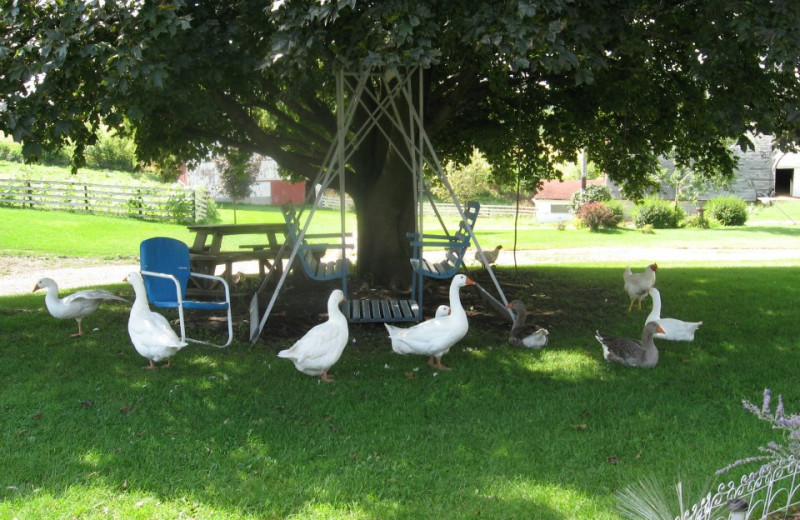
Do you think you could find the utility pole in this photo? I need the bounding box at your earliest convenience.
[580,147,587,191]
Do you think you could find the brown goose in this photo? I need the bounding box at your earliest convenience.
[506,300,549,349]
[594,321,666,368]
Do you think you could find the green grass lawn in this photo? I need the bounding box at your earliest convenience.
[3,202,800,518]
[2,264,797,519]
[3,203,800,263]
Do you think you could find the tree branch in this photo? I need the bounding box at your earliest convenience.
[426,65,490,134]
[208,94,324,180]
[257,76,337,137]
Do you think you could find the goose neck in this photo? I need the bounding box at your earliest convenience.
[328,302,346,321]
[511,310,526,331]
[130,280,151,311]
[448,284,465,312]
[44,284,60,303]
[647,290,661,321]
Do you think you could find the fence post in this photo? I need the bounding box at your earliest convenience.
[84,184,90,213]
[26,180,33,209]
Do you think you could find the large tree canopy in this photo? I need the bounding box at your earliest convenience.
[2,0,799,285]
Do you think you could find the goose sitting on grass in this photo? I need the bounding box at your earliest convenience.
[595,321,666,368]
[646,288,702,341]
[506,300,549,349]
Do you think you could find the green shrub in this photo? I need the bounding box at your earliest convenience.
[706,196,748,226]
[0,140,23,162]
[569,184,612,213]
[432,148,495,202]
[3,130,136,171]
[41,148,72,167]
[0,138,71,166]
[576,202,618,231]
[604,200,625,225]
[633,198,684,229]
[202,197,220,223]
[682,214,712,229]
[85,133,137,171]
[165,191,195,224]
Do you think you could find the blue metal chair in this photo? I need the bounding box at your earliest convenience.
[140,237,233,348]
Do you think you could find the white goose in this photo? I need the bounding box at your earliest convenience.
[33,277,128,337]
[387,304,451,358]
[126,271,187,369]
[384,274,474,370]
[646,287,702,341]
[434,305,451,318]
[278,289,349,383]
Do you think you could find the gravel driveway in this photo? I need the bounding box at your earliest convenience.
[6,245,800,297]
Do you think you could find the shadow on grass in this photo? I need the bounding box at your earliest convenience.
[732,225,800,237]
[3,264,800,518]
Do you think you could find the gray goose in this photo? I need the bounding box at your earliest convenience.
[594,321,665,368]
[506,300,549,349]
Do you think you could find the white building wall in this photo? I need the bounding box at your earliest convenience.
[184,155,280,204]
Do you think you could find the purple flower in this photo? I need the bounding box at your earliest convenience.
[719,388,800,475]
[743,401,760,414]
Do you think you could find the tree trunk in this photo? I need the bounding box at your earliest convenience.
[350,148,416,289]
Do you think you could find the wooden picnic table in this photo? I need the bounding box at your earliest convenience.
[187,223,288,289]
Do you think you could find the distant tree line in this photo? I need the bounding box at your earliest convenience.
[0,130,137,172]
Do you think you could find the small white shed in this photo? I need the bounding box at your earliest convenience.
[533,178,607,223]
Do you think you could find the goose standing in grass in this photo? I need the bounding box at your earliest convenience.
[646,288,702,341]
[33,277,128,337]
[278,289,349,383]
[475,245,502,267]
[506,300,549,349]
[386,305,451,362]
[126,271,187,370]
[594,322,666,368]
[384,274,474,370]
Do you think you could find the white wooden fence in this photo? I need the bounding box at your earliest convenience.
[675,457,800,519]
[0,178,209,223]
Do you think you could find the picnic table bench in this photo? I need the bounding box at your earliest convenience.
[187,223,288,290]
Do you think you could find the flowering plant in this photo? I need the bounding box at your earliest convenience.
[717,389,800,475]
[576,201,618,231]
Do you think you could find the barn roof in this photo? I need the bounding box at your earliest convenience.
[535,177,606,200]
